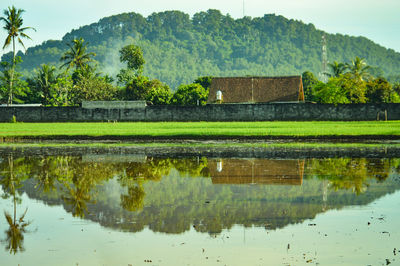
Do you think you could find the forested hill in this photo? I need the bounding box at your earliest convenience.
[4,9,400,89]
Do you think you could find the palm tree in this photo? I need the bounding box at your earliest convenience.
[345,56,371,81]
[0,6,35,105]
[328,61,346,78]
[33,64,57,105]
[60,38,96,71]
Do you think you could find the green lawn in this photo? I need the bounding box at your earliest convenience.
[0,121,399,138]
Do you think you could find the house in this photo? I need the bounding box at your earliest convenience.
[207,76,304,104]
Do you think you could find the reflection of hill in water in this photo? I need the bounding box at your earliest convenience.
[1,155,399,235]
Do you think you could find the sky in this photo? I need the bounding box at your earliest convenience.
[1,0,399,56]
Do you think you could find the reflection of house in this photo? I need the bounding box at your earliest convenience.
[207,76,304,103]
[209,159,305,185]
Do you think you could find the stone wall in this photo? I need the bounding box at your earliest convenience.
[0,103,398,122]
[82,101,146,109]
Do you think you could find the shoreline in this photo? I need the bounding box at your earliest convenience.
[1,142,400,158]
[1,134,400,143]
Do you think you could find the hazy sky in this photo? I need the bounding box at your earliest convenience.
[1,0,399,56]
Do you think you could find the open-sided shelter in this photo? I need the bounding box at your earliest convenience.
[207,76,304,104]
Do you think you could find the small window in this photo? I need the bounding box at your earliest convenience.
[216,90,222,101]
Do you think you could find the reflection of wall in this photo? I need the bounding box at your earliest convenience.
[209,159,305,185]
[82,154,147,163]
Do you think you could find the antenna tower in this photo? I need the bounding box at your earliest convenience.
[243,0,245,17]
[319,34,328,83]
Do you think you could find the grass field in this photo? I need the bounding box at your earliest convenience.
[0,121,399,138]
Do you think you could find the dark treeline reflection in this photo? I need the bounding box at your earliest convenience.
[1,155,400,241]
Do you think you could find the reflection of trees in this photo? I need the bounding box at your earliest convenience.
[60,159,118,218]
[120,185,145,212]
[118,158,171,212]
[124,158,172,181]
[3,209,30,254]
[0,155,31,254]
[61,182,93,218]
[34,157,67,193]
[307,158,391,194]
[171,157,210,177]
[1,155,399,238]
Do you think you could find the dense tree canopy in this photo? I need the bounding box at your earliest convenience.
[171,83,208,106]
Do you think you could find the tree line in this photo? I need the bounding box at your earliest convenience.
[1,6,400,106]
[302,57,400,104]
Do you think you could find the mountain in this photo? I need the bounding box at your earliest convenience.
[3,9,400,89]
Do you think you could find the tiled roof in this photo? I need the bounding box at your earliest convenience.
[207,76,304,103]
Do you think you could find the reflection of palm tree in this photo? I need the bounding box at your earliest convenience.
[62,184,92,218]
[3,209,30,254]
[1,155,30,254]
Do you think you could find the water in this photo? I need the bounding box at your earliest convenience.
[0,153,399,265]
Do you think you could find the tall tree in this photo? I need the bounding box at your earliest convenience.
[60,38,96,71]
[346,56,371,81]
[0,6,35,105]
[0,57,30,104]
[117,43,145,85]
[301,71,319,101]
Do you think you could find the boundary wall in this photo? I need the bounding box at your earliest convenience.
[0,103,399,122]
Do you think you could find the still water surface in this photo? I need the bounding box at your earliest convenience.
[0,153,399,265]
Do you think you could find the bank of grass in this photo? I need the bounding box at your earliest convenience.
[0,121,399,139]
